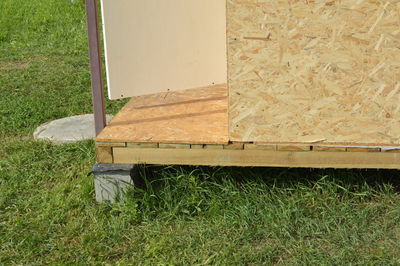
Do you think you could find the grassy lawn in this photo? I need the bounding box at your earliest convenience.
[1,0,400,264]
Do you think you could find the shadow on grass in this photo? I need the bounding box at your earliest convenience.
[132,165,400,193]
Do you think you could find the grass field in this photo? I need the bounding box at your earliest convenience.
[1,0,400,264]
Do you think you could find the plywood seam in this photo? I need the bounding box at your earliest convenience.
[96,142,400,153]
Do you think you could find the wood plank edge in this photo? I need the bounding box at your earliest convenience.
[96,141,126,147]
[96,146,113,163]
[112,148,400,169]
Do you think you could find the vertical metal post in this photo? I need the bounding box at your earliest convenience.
[86,0,107,136]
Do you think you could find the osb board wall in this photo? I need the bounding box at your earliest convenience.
[228,0,400,145]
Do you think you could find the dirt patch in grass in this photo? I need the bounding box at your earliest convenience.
[0,60,30,70]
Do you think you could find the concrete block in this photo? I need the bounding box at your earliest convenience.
[92,164,135,203]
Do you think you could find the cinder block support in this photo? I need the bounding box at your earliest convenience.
[92,164,135,203]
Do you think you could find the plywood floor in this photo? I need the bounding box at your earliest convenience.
[228,0,400,145]
[96,84,229,144]
[95,83,400,169]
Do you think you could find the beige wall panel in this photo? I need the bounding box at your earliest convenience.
[101,0,227,99]
[228,0,400,145]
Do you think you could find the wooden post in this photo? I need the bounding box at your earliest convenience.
[86,0,106,136]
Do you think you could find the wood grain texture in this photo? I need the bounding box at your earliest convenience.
[96,142,126,147]
[314,146,347,152]
[96,146,113,163]
[228,0,400,145]
[111,147,400,169]
[191,144,205,149]
[224,143,245,150]
[244,143,276,150]
[159,143,191,149]
[384,148,400,153]
[346,147,382,152]
[204,144,224,150]
[126,143,159,148]
[96,85,229,144]
[277,144,311,151]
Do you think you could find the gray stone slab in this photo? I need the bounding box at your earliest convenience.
[33,114,113,144]
[92,164,135,203]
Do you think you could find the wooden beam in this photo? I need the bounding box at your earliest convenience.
[346,147,381,152]
[159,143,191,149]
[277,145,311,151]
[111,148,400,169]
[204,144,224,149]
[244,143,276,150]
[96,142,126,147]
[96,146,113,163]
[191,144,204,149]
[127,142,158,148]
[314,146,347,152]
[224,143,245,150]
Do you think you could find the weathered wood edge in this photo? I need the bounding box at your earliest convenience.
[106,147,400,169]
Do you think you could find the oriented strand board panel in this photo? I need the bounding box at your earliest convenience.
[96,84,228,144]
[228,0,400,145]
[101,0,227,99]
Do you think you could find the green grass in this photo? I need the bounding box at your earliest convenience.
[1,0,400,264]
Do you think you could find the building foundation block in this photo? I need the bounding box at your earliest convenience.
[92,163,135,203]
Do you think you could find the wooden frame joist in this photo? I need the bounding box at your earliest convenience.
[96,142,400,169]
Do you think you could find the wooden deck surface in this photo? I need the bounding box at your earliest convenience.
[96,84,229,144]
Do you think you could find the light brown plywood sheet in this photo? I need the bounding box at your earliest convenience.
[228,0,400,145]
[101,0,227,99]
[96,84,229,144]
